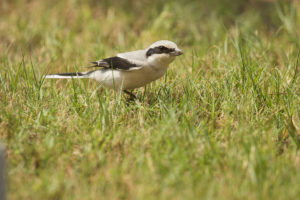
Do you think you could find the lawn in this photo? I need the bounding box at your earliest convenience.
[0,0,300,199]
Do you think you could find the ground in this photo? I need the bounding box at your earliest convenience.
[0,0,300,199]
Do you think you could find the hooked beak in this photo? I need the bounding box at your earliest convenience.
[171,48,183,56]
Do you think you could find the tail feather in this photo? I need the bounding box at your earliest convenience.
[45,72,88,79]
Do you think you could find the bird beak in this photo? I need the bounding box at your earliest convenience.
[173,48,183,56]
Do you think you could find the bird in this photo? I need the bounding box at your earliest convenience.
[45,40,183,98]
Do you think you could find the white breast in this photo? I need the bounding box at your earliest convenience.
[88,65,169,90]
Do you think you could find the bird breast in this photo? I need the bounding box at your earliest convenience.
[89,65,169,90]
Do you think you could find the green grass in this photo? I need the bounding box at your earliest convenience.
[0,0,300,199]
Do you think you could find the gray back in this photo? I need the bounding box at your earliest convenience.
[117,50,147,62]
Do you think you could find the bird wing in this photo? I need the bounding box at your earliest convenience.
[89,50,147,71]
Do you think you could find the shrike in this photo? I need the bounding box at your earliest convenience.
[45,40,183,98]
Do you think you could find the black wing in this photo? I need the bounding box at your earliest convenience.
[89,56,139,71]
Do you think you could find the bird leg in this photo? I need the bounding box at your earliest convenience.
[123,90,137,100]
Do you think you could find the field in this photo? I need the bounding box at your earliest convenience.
[0,0,300,199]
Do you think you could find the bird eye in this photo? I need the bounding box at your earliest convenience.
[159,46,165,50]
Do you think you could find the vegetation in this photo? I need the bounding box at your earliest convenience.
[0,0,300,199]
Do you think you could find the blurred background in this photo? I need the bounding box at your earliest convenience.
[0,0,299,66]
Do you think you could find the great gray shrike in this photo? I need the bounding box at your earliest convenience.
[45,40,183,97]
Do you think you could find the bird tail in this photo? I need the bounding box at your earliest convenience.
[45,72,89,79]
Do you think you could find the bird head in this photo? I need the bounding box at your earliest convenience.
[146,40,183,67]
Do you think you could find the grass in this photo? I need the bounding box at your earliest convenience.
[0,0,300,199]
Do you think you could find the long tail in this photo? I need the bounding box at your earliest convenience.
[45,72,89,79]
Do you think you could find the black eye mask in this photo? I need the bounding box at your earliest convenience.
[146,46,175,57]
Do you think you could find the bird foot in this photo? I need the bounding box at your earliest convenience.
[123,90,137,101]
